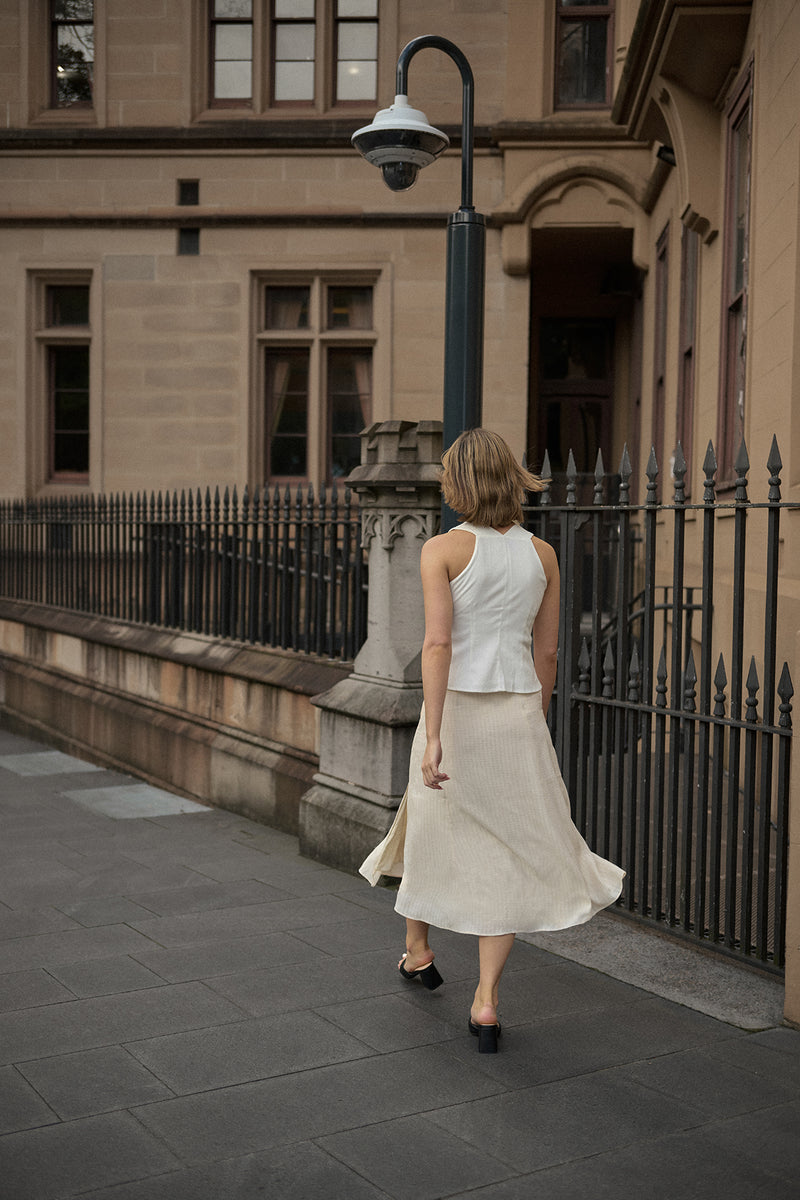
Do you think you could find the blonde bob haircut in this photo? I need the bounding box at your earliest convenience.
[441,428,546,528]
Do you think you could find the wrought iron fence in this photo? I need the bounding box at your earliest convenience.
[525,439,795,973]
[0,484,367,661]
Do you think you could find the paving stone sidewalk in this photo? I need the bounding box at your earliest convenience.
[0,724,798,1200]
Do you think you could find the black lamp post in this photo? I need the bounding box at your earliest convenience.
[352,36,485,530]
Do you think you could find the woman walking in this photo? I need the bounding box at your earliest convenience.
[360,429,624,1052]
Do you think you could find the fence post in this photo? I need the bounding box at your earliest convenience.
[299,420,443,872]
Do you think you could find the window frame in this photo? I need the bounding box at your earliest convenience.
[209,1,254,109]
[717,61,753,487]
[554,1,615,111]
[31,272,95,490]
[50,0,95,111]
[676,225,699,495]
[253,272,378,487]
[652,223,669,501]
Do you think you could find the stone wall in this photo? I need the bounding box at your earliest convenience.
[0,598,350,835]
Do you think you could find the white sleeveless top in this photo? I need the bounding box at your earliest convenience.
[447,521,548,693]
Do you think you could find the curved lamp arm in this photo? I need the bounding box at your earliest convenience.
[396,36,475,211]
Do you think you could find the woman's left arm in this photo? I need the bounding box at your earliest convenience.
[532,539,560,718]
[420,536,453,790]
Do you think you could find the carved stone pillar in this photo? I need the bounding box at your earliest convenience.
[298,420,442,871]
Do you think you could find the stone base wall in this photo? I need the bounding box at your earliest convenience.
[0,600,350,835]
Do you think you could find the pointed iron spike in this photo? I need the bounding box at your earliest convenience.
[566,449,577,480]
[778,661,794,702]
[594,447,605,480]
[684,646,697,685]
[673,441,687,476]
[521,450,528,471]
[734,436,750,475]
[767,434,783,475]
[714,653,728,690]
[746,656,760,693]
[232,485,238,505]
[703,439,718,475]
[656,644,668,681]
[578,638,591,672]
[603,642,615,672]
[646,446,659,479]
[619,443,632,480]
[541,448,551,478]
[629,641,640,673]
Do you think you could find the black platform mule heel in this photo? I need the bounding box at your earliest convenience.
[468,1018,502,1053]
[398,954,443,991]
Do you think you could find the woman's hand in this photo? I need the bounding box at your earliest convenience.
[421,737,450,790]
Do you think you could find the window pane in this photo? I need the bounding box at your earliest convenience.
[48,285,89,326]
[214,0,251,15]
[275,24,315,60]
[51,346,89,475]
[329,348,371,478]
[557,18,608,105]
[732,111,750,297]
[274,61,314,101]
[214,60,252,98]
[337,22,377,58]
[327,286,372,329]
[216,24,252,60]
[275,0,315,16]
[338,0,378,15]
[337,60,376,101]
[540,320,608,380]
[55,1,93,18]
[56,24,94,106]
[265,286,310,329]
[266,350,308,476]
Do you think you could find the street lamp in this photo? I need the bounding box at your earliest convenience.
[352,36,485,530]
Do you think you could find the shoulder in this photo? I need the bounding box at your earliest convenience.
[421,529,475,580]
[529,534,559,580]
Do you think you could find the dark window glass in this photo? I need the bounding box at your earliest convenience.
[555,3,613,108]
[178,228,200,256]
[52,0,94,108]
[327,286,373,329]
[328,347,371,478]
[178,180,200,205]
[540,320,609,381]
[266,348,309,476]
[47,284,89,326]
[50,345,90,475]
[265,286,310,329]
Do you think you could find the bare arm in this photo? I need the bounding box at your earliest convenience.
[419,536,453,789]
[532,539,560,718]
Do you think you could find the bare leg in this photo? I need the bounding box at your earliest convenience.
[471,933,515,1025]
[400,918,435,972]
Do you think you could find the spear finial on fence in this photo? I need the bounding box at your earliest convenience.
[646,446,659,507]
[767,435,782,503]
[578,638,591,694]
[684,647,697,712]
[656,645,668,705]
[619,444,631,506]
[593,449,605,505]
[734,437,750,503]
[602,643,615,698]
[628,641,641,703]
[540,449,552,508]
[714,654,728,717]
[745,656,760,722]
[703,440,717,504]
[778,662,794,728]
[566,449,577,506]
[672,442,687,506]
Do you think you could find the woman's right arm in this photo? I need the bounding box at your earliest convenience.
[532,539,560,718]
[420,536,453,790]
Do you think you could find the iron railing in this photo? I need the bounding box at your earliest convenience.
[0,484,367,661]
[524,439,795,972]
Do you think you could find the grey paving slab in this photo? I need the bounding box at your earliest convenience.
[0,1064,59,1134]
[0,1110,181,1200]
[430,1066,708,1174]
[0,750,105,776]
[318,1113,514,1199]
[55,896,161,928]
[0,906,80,941]
[132,1045,505,1164]
[618,1044,799,1117]
[126,878,291,916]
[0,922,167,975]
[0,968,76,1012]
[317,992,458,1052]
[126,1010,372,1093]
[704,1024,800,1090]
[0,981,244,1065]
[206,948,417,1016]
[706,1101,800,1182]
[290,910,419,957]
[130,930,329,983]
[78,1142,389,1200]
[18,1045,174,1119]
[47,955,167,998]
[128,893,370,947]
[63,784,211,819]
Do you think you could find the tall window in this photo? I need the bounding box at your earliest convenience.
[209,1,378,109]
[719,65,752,483]
[51,1,94,108]
[652,225,669,499]
[555,1,614,109]
[258,278,374,482]
[38,283,91,481]
[676,227,699,492]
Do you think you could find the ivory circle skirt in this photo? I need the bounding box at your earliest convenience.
[359,689,625,937]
